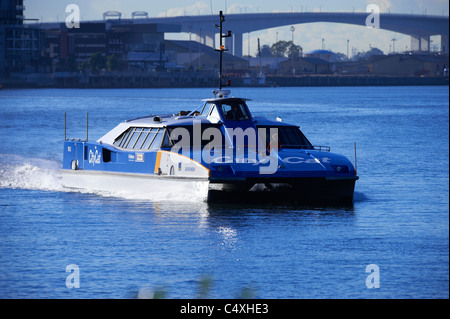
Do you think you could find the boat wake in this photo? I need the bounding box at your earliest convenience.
[0,154,208,202]
[0,154,63,192]
[353,191,368,202]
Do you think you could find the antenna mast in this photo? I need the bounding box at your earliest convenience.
[215,11,232,90]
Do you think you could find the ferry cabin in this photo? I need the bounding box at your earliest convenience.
[63,97,320,176]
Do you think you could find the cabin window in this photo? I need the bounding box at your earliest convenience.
[124,128,140,149]
[149,129,164,150]
[219,101,250,121]
[103,148,111,162]
[113,131,126,147]
[113,127,164,150]
[134,128,150,149]
[142,129,157,149]
[209,105,221,121]
[257,125,313,149]
[162,127,189,148]
[199,103,212,116]
[122,128,137,149]
[114,128,133,148]
[128,128,144,149]
[103,148,116,162]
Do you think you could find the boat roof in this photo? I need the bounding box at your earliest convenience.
[252,116,297,127]
[125,115,215,127]
[202,96,252,103]
[97,93,297,145]
[202,89,251,103]
[123,114,296,127]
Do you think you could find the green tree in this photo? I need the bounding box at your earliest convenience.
[89,52,106,73]
[259,44,273,57]
[106,54,120,71]
[287,42,303,58]
[271,40,290,57]
[271,41,302,58]
[78,62,88,72]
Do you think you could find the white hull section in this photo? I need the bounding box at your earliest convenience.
[61,169,210,202]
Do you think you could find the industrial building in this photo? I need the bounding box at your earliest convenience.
[0,0,42,74]
[41,22,180,73]
[369,54,448,76]
[279,57,332,75]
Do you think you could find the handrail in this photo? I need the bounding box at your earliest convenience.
[275,144,330,152]
[66,138,87,142]
[314,145,331,152]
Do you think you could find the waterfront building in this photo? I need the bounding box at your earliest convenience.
[279,57,332,75]
[0,0,42,75]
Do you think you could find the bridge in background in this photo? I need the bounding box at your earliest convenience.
[140,11,449,56]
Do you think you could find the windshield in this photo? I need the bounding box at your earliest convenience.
[218,101,250,121]
[257,125,314,149]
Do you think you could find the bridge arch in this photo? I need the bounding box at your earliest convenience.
[147,12,449,56]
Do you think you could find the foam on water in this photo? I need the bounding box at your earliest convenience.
[82,180,209,202]
[353,191,368,202]
[0,154,208,202]
[0,154,63,191]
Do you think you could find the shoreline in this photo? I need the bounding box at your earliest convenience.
[1,74,448,89]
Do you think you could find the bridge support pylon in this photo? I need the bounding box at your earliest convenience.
[440,34,448,53]
[411,34,430,52]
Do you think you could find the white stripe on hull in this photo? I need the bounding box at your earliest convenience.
[61,169,209,202]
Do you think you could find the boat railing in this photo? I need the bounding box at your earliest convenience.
[264,145,331,152]
[65,138,87,142]
[169,144,330,152]
[313,145,331,152]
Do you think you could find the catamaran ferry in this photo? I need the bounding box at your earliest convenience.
[61,12,358,204]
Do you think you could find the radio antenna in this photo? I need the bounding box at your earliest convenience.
[215,11,232,90]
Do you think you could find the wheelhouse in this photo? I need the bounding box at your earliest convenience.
[201,99,251,122]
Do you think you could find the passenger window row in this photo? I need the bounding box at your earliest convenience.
[113,127,164,150]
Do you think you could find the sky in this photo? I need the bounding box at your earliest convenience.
[24,0,449,56]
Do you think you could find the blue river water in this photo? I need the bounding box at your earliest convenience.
[0,86,448,299]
